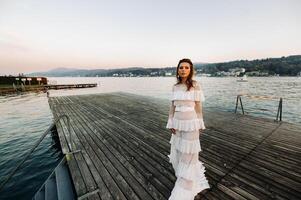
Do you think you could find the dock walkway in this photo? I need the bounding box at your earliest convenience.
[48,92,301,200]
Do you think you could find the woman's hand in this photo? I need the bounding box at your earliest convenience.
[169,128,176,134]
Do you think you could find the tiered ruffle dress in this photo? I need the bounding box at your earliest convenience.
[166,81,210,200]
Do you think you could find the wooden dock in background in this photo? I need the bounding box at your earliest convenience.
[0,83,97,95]
[45,83,97,90]
[48,92,301,200]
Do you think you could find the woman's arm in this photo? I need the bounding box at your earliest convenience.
[166,100,176,134]
[166,86,176,133]
[195,101,203,119]
[168,100,176,120]
[168,85,175,120]
[194,81,206,130]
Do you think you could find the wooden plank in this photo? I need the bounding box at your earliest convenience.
[228,165,301,200]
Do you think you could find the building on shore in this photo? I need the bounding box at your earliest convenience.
[0,76,48,86]
[245,71,269,76]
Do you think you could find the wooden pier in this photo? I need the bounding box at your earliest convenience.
[0,83,97,95]
[48,92,301,200]
[45,83,97,90]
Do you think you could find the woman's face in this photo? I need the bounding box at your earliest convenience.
[178,62,191,79]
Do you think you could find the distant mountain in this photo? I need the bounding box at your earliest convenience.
[28,66,156,77]
[47,67,82,73]
[27,61,211,77]
[29,67,104,77]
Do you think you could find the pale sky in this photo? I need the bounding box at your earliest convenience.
[0,0,300,75]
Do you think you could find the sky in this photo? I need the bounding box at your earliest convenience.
[0,0,300,75]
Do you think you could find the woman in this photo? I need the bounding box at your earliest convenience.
[166,58,210,200]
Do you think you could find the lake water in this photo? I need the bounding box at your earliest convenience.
[0,77,300,199]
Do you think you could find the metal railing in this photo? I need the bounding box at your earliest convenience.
[0,114,71,192]
[235,95,245,115]
[276,98,283,121]
[234,94,283,121]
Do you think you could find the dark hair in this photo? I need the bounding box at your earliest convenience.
[175,58,196,91]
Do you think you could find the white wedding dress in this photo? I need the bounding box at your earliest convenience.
[166,80,210,200]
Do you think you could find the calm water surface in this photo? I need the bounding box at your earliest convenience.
[0,77,300,199]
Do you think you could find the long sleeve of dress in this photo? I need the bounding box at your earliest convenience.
[194,101,203,119]
[194,82,206,130]
[166,86,175,128]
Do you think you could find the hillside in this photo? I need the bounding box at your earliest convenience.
[202,55,301,76]
[27,55,301,77]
